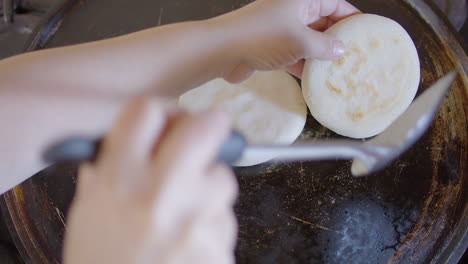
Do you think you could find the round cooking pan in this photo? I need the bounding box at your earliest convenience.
[1,0,467,263]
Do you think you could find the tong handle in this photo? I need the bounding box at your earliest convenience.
[43,131,247,165]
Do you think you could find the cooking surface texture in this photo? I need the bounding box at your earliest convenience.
[0,0,467,263]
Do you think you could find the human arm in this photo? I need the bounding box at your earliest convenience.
[0,0,359,194]
[0,0,359,97]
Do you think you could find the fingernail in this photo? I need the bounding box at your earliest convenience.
[333,40,346,57]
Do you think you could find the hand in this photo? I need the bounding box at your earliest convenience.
[211,0,360,82]
[63,99,238,264]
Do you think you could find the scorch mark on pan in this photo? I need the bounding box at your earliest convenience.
[55,207,68,231]
[289,215,344,234]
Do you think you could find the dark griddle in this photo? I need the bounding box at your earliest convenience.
[0,0,467,263]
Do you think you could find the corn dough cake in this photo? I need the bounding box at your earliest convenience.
[179,71,307,166]
[302,14,420,138]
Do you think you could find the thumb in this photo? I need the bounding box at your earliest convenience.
[301,28,346,60]
[225,63,256,84]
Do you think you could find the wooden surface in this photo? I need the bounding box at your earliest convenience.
[0,0,467,263]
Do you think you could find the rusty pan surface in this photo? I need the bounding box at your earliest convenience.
[0,0,467,263]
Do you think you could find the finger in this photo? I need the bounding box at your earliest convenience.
[98,98,167,180]
[197,166,238,251]
[202,164,238,211]
[308,17,336,32]
[171,210,236,264]
[150,110,231,186]
[176,204,237,263]
[286,59,305,78]
[206,209,237,254]
[319,0,361,22]
[75,163,95,198]
[153,110,231,169]
[198,167,238,237]
[141,155,236,239]
[195,209,238,261]
[225,63,256,84]
[301,28,346,60]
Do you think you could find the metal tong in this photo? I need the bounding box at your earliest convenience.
[43,72,457,176]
